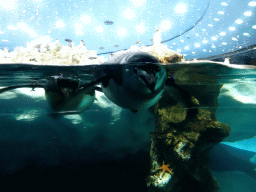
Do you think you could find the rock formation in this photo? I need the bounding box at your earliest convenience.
[146,45,231,192]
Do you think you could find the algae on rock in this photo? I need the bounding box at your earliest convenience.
[145,45,231,192]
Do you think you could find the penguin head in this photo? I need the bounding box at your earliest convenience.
[133,64,161,93]
[123,51,164,93]
[44,77,95,113]
[102,51,167,110]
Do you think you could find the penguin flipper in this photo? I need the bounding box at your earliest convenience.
[0,84,45,94]
[79,75,110,89]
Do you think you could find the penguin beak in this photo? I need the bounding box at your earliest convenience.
[136,68,157,93]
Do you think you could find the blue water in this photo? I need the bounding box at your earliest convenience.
[0,62,255,191]
[1,0,256,191]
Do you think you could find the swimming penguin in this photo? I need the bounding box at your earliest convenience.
[0,51,198,118]
[99,51,166,111]
[43,77,96,113]
[99,51,197,118]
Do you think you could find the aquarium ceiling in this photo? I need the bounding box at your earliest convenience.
[0,0,256,59]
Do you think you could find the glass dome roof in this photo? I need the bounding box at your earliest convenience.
[0,0,256,60]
